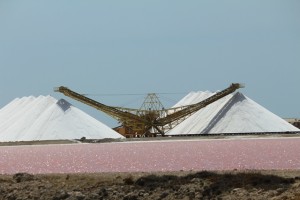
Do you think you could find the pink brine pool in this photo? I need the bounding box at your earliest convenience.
[1,137,300,174]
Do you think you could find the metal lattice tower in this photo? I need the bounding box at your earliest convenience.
[139,93,165,111]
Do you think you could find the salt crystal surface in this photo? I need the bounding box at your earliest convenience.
[0,96,124,141]
[1,137,300,174]
[167,92,299,135]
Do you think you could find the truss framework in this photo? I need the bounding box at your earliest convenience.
[55,83,244,137]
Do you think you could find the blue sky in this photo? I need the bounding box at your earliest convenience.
[0,1,299,127]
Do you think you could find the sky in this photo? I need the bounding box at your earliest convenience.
[0,0,299,127]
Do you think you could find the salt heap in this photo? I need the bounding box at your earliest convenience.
[166,92,299,135]
[0,96,124,141]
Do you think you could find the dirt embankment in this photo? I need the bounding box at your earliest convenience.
[1,170,300,200]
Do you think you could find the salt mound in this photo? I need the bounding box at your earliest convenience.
[167,92,299,135]
[0,96,124,141]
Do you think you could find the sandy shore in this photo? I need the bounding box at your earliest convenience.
[1,170,300,199]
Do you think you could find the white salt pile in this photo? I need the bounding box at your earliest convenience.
[166,92,299,135]
[0,96,124,141]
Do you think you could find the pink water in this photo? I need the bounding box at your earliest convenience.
[1,137,300,174]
